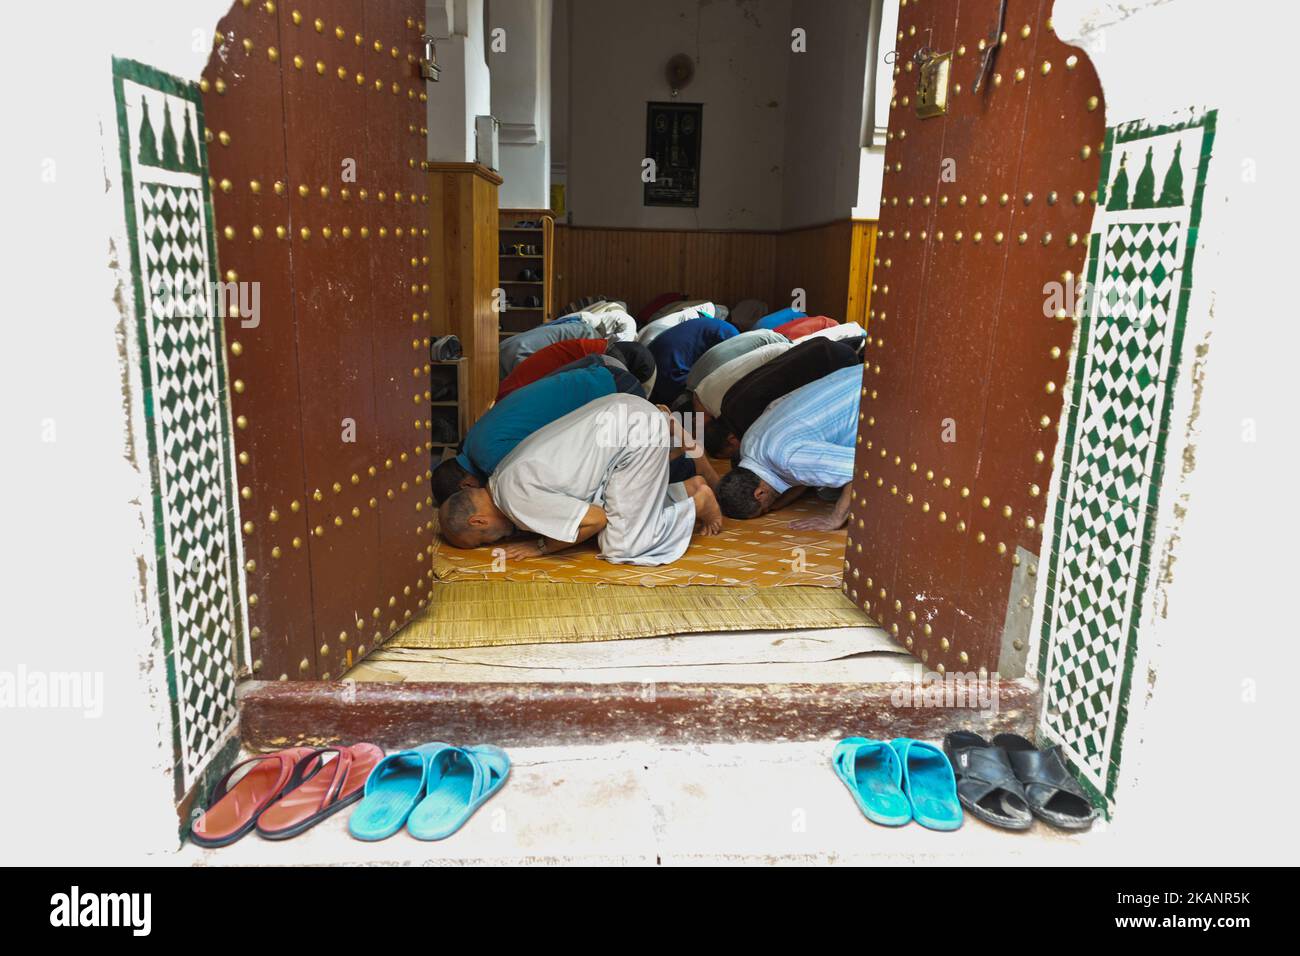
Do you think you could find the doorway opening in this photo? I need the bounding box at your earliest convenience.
[181,0,1102,790]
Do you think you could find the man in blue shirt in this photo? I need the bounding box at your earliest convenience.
[647,316,737,406]
[715,364,863,530]
[752,307,807,331]
[432,364,641,503]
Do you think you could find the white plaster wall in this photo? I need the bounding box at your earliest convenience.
[1026,0,1300,862]
[427,0,493,163]
[0,0,240,864]
[852,0,898,220]
[498,141,551,208]
[550,0,571,207]
[558,0,877,229]
[780,0,872,229]
[853,147,886,220]
[564,0,793,230]
[490,0,553,207]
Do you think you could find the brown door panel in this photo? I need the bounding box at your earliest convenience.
[361,0,437,631]
[203,0,430,680]
[281,9,382,677]
[845,0,1104,673]
[204,3,316,680]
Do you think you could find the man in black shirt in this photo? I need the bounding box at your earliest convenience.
[703,337,861,460]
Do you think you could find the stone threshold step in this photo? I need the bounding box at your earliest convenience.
[238,677,1036,751]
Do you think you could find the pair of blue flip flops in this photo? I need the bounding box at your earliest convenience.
[833,737,963,830]
[348,742,509,841]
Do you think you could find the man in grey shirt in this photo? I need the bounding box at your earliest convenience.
[498,319,598,379]
[684,328,787,392]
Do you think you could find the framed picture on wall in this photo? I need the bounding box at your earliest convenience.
[644,101,702,207]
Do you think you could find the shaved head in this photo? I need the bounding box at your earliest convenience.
[439,487,513,549]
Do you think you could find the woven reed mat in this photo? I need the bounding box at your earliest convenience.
[389,581,871,648]
[432,491,848,588]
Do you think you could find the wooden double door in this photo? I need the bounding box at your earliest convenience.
[842,0,1105,675]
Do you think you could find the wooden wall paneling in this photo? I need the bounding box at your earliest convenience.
[361,0,438,656]
[554,226,779,318]
[676,231,701,307]
[843,0,1103,673]
[556,226,624,310]
[554,224,880,324]
[846,220,878,329]
[689,229,776,314]
[698,229,779,313]
[773,221,854,319]
[566,226,615,316]
[204,1,315,681]
[553,225,878,325]
[828,219,856,318]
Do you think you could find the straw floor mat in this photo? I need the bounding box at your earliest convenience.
[388,581,872,648]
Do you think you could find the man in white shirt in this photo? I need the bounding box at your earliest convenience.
[439,394,723,565]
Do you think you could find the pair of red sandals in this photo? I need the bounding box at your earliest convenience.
[190,744,383,847]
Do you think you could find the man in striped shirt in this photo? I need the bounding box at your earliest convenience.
[715,364,863,530]
[703,337,861,461]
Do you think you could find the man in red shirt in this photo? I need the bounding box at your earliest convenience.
[497,339,656,401]
[497,338,609,400]
[773,315,838,340]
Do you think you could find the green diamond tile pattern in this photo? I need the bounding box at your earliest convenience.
[142,181,239,783]
[114,61,244,796]
[1038,116,1215,811]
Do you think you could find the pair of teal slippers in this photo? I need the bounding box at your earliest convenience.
[348,743,509,841]
[833,737,962,830]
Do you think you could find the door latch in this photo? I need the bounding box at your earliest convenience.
[914,48,952,119]
[419,34,441,82]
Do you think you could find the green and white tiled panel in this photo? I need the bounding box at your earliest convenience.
[1038,114,1215,811]
[112,59,245,798]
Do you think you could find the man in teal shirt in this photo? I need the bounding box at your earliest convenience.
[432,364,639,503]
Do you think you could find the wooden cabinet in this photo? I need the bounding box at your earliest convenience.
[499,208,555,336]
[430,358,469,458]
[428,162,501,428]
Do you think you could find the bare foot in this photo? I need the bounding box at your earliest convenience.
[691,483,723,535]
[789,514,847,531]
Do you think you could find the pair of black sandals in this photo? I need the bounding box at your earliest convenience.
[943,732,1098,831]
